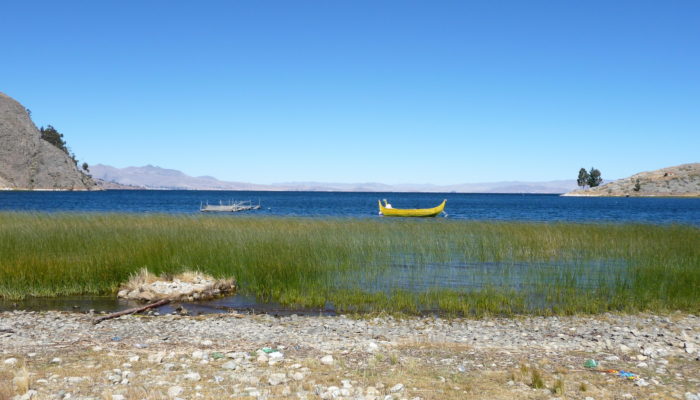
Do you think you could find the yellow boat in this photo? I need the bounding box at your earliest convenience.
[378,199,446,217]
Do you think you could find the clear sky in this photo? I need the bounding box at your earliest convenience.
[2,1,698,185]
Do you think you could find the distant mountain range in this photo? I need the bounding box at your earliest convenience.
[91,164,578,193]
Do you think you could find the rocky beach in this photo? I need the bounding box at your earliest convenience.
[1,311,699,400]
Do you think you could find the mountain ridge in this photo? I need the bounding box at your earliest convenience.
[91,164,578,193]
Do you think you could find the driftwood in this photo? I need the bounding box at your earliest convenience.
[93,299,170,324]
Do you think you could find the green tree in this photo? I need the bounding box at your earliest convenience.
[82,162,90,173]
[39,125,68,154]
[587,167,602,188]
[577,168,589,189]
[633,179,641,192]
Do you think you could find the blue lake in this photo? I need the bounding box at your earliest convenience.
[0,190,699,225]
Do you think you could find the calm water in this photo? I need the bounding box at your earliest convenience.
[1,190,699,224]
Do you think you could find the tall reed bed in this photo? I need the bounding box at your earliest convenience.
[0,213,697,315]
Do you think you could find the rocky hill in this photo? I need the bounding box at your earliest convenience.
[563,163,700,197]
[0,92,97,190]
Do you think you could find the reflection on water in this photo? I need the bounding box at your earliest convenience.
[342,259,629,292]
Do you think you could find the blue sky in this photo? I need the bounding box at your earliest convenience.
[2,1,698,184]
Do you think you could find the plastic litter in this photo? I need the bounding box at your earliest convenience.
[210,352,225,360]
[606,369,640,380]
[584,359,598,368]
[111,336,122,342]
[261,347,279,354]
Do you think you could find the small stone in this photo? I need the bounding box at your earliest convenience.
[129,355,140,363]
[320,355,334,365]
[390,383,404,393]
[184,372,201,381]
[684,342,696,354]
[221,361,237,370]
[201,340,213,347]
[635,378,649,387]
[636,362,648,368]
[620,344,632,353]
[367,342,379,352]
[112,395,125,400]
[18,390,37,400]
[3,357,18,366]
[291,372,304,381]
[584,397,595,400]
[604,355,619,361]
[268,373,287,385]
[191,350,206,360]
[148,351,166,363]
[50,357,62,364]
[168,386,184,397]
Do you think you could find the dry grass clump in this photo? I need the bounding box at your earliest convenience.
[120,268,160,292]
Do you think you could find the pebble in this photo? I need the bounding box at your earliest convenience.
[268,373,287,385]
[221,361,237,370]
[390,383,404,393]
[320,355,334,365]
[168,386,184,397]
[183,372,201,381]
[3,357,18,366]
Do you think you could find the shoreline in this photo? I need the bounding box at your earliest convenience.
[1,311,699,399]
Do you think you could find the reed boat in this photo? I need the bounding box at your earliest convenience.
[378,199,446,217]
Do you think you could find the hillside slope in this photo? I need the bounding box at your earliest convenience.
[0,92,96,190]
[563,163,700,197]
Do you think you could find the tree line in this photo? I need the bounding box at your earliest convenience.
[577,167,602,189]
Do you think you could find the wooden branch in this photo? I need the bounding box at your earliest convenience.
[93,299,170,324]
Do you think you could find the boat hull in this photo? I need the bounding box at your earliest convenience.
[378,200,446,217]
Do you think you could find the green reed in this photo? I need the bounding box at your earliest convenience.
[0,213,697,315]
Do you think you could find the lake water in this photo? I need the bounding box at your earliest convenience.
[1,190,699,224]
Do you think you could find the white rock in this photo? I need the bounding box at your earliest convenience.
[221,361,237,370]
[201,340,213,347]
[112,395,126,400]
[636,362,648,368]
[685,393,700,400]
[291,372,304,381]
[168,386,184,397]
[367,342,380,352]
[50,357,62,364]
[184,372,201,381]
[684,342,696,354]
[269,352,284,361]
[18,390,37,400]
[191,350,206,360]
[3,357,18,366]
[268,373,287,385]
[148,351,165,363]
[635,379,649,387]
[390,383,404,393]
[320,355,334,365]
[129,356,140,363]
[620,344,632,353]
